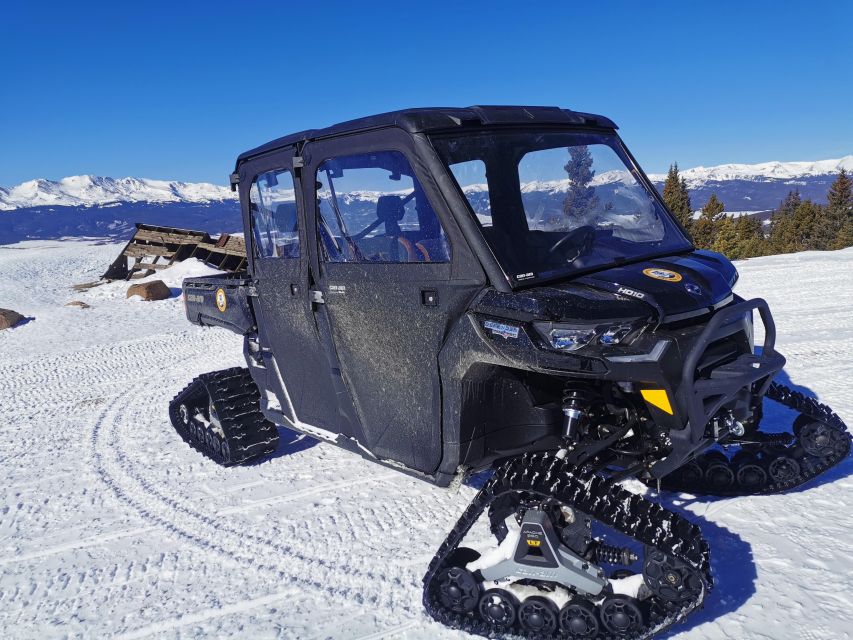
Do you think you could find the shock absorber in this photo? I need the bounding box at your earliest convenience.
[593,543,639,567]
[562,383,596,442]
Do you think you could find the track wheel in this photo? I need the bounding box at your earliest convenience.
[643,548,704,603]
[798,422,844,458]
[768,456,801,484]
[679,460,703,484]
[703,452,734,488]
[559,598,600,638]
[436,566,479,613]
[600,595,644,636]
[733,452,767,490]
[518,596,559,634]
[478,589,517,629]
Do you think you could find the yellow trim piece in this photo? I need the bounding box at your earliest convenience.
[526,539,541,547]
[641,389,673,415]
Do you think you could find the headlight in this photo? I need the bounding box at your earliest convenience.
[534,321,643,352]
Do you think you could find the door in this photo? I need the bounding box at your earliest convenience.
[304,137,481,474]
[241,151,347,438]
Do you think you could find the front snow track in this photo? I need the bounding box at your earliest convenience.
[652,382,851,497]
[423,453,712,639]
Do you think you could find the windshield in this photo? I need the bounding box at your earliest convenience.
[431,130,692,285]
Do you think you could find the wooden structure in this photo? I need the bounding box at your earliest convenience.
[102,223,247,280]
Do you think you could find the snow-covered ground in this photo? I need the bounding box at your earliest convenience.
[1,241,851,640]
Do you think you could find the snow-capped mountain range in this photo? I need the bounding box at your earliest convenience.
[646,156,853,188]
[0,175,235,211]
[2,156,850,212]
[0,156,850,244]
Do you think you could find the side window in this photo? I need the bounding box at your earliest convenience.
[448,159,491,227]
[316,150,450,263]
[250,169,300,258]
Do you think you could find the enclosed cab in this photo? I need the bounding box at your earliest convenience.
[182,105,780,485]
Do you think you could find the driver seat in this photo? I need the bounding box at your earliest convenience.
[360,195,416,262]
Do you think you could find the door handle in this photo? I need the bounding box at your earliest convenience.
[310,289,325,304]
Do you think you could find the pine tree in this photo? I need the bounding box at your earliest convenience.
[563,145,599,221]
[662,163,693,232]
[733,214,768,258]
[693,194,725,249]
[772,200,821,253]
[768,190,802,253]
[824,169,853,250]
[711,215,740,257]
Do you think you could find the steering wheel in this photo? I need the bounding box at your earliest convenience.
[547,225,596,262]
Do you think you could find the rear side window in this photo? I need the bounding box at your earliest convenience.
[315,150,450,263]
[250,169,300,258]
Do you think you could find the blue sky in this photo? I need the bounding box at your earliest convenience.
[1,0,851,186]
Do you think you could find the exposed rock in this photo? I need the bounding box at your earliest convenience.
[127,280,172,301]
[0,308,25,330]
[66,300,92,309]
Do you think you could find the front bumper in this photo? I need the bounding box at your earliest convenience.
[651,298,786,478]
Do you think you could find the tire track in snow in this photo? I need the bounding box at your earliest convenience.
[89,380,421,624]
[214,472,397,516]
[0,526,156,567]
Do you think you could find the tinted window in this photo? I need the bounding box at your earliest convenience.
[251,169,299,258]
[316,150,449,263]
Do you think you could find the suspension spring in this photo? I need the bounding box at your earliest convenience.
[594,543,639,566]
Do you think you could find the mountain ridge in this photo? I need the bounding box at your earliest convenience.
[0,175,234,211]
[2,156,851,212]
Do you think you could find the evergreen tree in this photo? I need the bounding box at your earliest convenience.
[711,215,740,257]
[768,190,802,253]
[733,214,768,258]
[563,146,599,220]
[693,194,725,249]
[662,163,693,231]
[824,169,853,250]
[773,200,821,253]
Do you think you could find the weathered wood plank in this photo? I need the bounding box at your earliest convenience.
[124,243,174,258]
[130,262,168,271]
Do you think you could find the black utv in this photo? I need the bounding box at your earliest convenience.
[171,106,848,639]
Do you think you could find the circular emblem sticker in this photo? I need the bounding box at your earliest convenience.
[215,288,228,313]
[642,268,683,282]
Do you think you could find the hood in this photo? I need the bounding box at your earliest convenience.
[577,250,737,323]
[474,250,737,325]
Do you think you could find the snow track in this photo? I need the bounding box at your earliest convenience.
[1,240,852,639]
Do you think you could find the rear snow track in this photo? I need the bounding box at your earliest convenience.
[1,240,852,639]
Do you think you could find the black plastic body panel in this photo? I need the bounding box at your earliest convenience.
[183,273,256,335]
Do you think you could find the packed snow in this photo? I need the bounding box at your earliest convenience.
[1,240,851,639]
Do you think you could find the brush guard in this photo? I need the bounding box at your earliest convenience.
[652,298,786,478]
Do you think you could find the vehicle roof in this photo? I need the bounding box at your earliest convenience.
[235,105,618,167]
